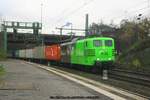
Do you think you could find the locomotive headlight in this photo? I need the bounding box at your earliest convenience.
[97,58,100,60]
[108,58,111,60]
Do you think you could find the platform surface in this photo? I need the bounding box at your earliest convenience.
[0,59,112,100]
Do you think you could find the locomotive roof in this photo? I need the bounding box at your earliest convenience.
[79,37,114,41]
[60,41,75,46]
[60,37,114,46]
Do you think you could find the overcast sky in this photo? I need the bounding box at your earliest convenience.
[0,0,149,35]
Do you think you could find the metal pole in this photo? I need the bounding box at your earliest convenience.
[102,69,108,80]
[56,27,85,31]
[60,28,62,42]
[71,24,73,34]
[4,27,7,54]
[0,15,2,32]
[41,3,43,33]
[85,14,89,36]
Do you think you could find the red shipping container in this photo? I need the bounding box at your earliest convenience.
[45,44,61,61]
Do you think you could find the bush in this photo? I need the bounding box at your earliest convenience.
[132,58,141,69]
[116,38,150,73]
[0,50,7,60]
[117,38,150,61]
[0,64,5,75]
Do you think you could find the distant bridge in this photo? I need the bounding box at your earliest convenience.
[0,21,83,51]
[6,33,82,50]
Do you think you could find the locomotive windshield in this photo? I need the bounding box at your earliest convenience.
[105,40,112,47]
[93,40,102,47]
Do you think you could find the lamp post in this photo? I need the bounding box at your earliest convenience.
[70,23,73,34]
[40,2,43,35]
[41,3,43,31]
[1,22,7,54]
[0,14,2,32]
[136,14,142,41]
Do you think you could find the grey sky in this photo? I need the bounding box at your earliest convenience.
[0,0,149,35]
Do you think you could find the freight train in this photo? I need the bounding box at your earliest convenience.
[14,36,116,72]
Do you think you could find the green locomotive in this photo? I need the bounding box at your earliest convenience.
[61,37,116,70]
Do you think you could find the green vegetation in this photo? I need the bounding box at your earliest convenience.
[116,38,150,73]
[0,50,6,77]
[118,39,150,59]
[0,64,5,76]
[89,18,150,73]
[0,49,7,60]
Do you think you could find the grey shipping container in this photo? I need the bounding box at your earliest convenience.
[25,49,33,58]
[19,50,26,58]
[33,46,45,59]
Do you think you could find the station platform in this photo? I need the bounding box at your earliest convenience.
[0,59,111,100]
[0,59,148,100]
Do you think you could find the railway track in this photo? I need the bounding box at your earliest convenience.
[33,60,150,88]
[109,69,150,87]
[23,60,150,97]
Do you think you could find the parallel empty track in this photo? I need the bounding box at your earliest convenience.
[109,69,150,87]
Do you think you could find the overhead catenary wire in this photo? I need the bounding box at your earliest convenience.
[49,0,95,33]
[54,0,95,25]
[54,0,148,25]
[53,0,78,21]
[112,0,150,22]
[50,0,149,32]
[112,6,150,23]
[127,0,147,10]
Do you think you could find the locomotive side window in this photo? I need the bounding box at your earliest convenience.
[84,41,88,48]
[93,40,102,47]
[105,40,112,47]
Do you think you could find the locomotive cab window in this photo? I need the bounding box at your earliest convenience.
[93,40,102,47]
[105,40,112,47]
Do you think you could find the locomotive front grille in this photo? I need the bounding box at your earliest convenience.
[85,49,95,56]
[112,49,116,56]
